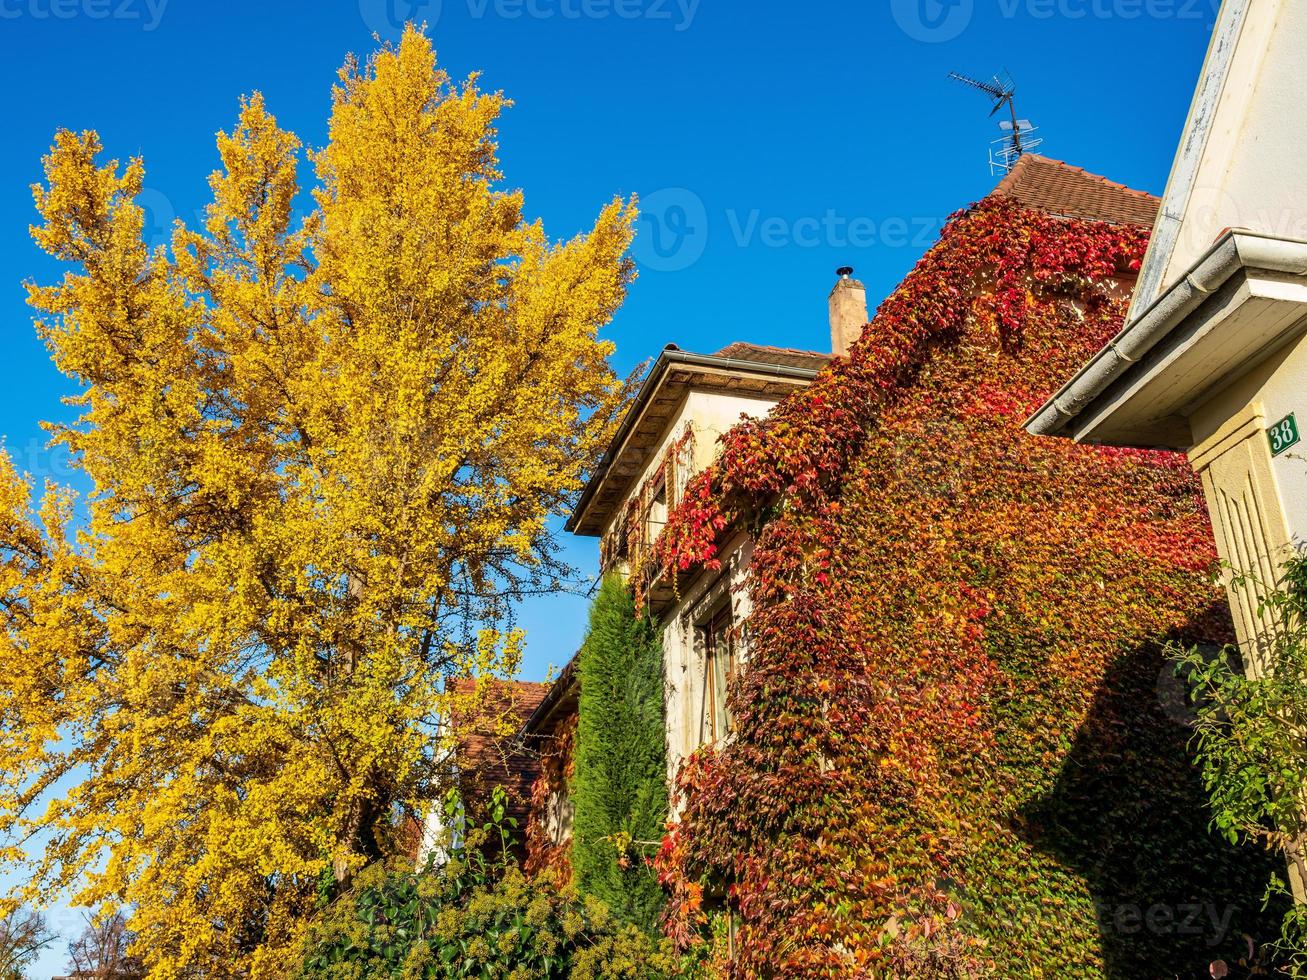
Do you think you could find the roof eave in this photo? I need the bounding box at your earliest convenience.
[1025,230,1307,449]
[518,656,579,745]
[565,349,821,535]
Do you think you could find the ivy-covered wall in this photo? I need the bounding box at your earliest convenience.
[572,573,669,934]
[652,198,1285,978]
[524,710,576,882]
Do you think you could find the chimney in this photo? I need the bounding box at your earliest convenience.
[828,266,867,357]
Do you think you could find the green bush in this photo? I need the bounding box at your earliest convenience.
[1177,555,1307,977]
[572,573,669,934]
[295,789,679,980]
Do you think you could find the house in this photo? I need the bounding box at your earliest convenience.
[518,340,828,869]
[1027,0,1307,675]
[515,153,1284,974]
[521,151,1161,821]
[417,677,549,865]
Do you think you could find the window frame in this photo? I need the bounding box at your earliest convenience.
[699,599,737,744]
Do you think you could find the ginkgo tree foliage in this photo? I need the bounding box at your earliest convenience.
[0,27,636,977]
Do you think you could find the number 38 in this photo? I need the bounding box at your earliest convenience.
[1270,417,1298,455]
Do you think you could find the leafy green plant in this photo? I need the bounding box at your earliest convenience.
[572,573,669,934]
[1177,555,1307,977]
[295,787,679,979]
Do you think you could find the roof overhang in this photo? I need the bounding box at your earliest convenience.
[566,348,820,536]
[1026,231,1307,450]
[518,655,578,745]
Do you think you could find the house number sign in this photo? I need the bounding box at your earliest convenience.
[1268,412,1301,457]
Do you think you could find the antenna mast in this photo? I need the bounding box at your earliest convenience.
[948,71,1042,175]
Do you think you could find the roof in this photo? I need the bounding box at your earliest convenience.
[991,155,1160,227]
[713,342,829,371]
[446,678,551,831]
[566,345,824,536]
[519,655,581,744]
[1026,230,1307,449]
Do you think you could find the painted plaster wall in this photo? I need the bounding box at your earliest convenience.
[659,532,754,787]
[593,386,784,786]
[599,389,784,542]
[1192,333,1307,552]
[1134,0,1307,316]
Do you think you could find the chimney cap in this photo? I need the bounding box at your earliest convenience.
[836,266,854,278]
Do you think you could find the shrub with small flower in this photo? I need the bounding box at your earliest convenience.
[295,788,679,979]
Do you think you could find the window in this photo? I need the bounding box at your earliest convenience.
[601,520,630,571]
[643,475,668,551]
[700,602,737,744]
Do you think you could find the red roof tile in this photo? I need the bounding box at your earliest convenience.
[446,678,551,836]
[990,155,1160,227]
[714,341,830,370]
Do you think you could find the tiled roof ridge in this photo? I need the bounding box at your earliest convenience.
[714,341,827,359]
[995,154,1160,204]
[989,154,1160,227]
[446,676,551,696]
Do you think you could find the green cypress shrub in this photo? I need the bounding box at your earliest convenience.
[571,573,669,933]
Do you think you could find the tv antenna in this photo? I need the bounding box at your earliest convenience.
[949,71,1042,175]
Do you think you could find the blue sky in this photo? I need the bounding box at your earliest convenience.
[1,0,1216,970]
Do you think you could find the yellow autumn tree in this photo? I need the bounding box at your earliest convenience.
[0,27,635,978]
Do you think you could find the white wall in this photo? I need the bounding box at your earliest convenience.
[660,532,755,785]
[596,385,787,786]
[1133,0,1307,317]
[600,389,785,542]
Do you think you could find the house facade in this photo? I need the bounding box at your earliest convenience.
[516,341,829,865]
[518,153,1163,852]
[482,150,1298,974]
[568,341,830,775]
[1026,0,1307,900]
